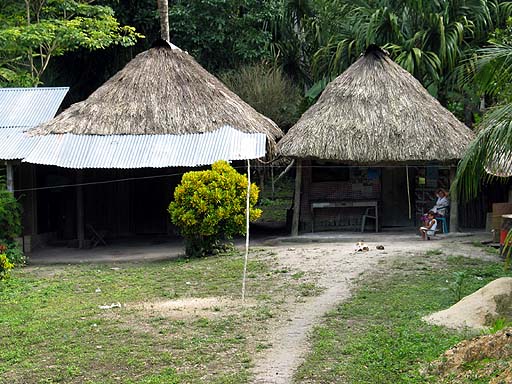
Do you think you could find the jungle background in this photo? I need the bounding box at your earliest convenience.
[2,0,512,133]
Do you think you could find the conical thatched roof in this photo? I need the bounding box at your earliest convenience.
[278,46,474,163]
[29,40,282,147]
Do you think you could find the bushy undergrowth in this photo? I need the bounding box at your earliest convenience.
[0,178,24,270]
[0,253,14,280]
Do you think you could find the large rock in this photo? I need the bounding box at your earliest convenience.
[423,277,512,330]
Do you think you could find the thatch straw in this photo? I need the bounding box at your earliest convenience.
[485,151,512,177]
[29,40,282,148]
[277,46,475,163]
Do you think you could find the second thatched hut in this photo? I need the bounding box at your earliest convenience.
[278,45,475,234]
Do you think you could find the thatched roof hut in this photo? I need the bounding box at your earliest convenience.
[278,45,474,163]
[29,40,282,148]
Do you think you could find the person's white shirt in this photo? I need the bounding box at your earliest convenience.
[432,196,449,215]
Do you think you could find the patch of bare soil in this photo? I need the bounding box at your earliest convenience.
[425,327,512,383]
[130,297,255,320]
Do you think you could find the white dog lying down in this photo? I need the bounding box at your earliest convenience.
[355,241,369,252]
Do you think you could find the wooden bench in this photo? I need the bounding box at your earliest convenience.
[310,200,379,232]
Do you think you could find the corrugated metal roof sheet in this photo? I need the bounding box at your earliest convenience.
[0,128,41,159]
[0,126,266,168]
[0,87,69,129]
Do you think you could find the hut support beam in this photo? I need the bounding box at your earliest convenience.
[291,160,302,236]
[5,161,14,192]
[76,171,85,249]
[449,167,459,233]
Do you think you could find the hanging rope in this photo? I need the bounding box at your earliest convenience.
[242,159,251,303]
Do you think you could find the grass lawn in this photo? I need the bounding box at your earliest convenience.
[295,251,512,384]
[0,249,307,384]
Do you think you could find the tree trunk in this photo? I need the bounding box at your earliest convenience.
[157,0,170,41]
[449,167,459,233]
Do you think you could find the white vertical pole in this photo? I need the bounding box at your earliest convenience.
[76,171,85,248]
[5,162,14,192]
[242,160,251,302]
[406,165,411,220]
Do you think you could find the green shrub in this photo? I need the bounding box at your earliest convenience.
[4,242,25,266]
[0,178,24,266]
[0,253,14,280]
[0,186,22,242]
[168,161,261,257]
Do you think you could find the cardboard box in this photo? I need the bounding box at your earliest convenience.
[492,203,512,215]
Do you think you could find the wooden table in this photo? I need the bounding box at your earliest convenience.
[310,200,379,232]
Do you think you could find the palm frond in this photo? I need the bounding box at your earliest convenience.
[455,102,512,200]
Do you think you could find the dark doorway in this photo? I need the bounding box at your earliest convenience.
[381,167,414,227]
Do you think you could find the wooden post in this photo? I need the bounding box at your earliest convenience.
[291,159,302,236]
[76,171,85,249]
[449,167,459,233]
[5,161,14,192]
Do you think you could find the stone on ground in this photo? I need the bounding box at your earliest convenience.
[423,277,512,330]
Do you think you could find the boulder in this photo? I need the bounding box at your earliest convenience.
[423,277,512,330]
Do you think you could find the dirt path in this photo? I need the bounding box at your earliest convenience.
[251,235,495,384]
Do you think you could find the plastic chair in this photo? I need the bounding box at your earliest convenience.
[361,207,377,233]
[436,216,448,233]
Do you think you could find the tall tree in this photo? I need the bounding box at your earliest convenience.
[167,0,281,72]
[157,0,169,41]
[0,0,142,87]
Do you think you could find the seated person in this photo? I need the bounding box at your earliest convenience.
[431,188,449,216]
[422,188,449,224]
[419,211,437,240]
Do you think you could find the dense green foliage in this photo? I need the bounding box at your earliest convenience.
[0,187,22,243]
[168,0,282,71]
[0,0,142,86]
[168,161,261,257]
[0,179,24,267]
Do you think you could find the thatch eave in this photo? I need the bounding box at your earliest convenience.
[278,154,461,166]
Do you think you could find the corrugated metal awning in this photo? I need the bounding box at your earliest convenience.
[0,87,69,129]
[0,126,266,168]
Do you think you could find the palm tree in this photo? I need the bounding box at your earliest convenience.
[455,43,512,199]
[310,0,512,100]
